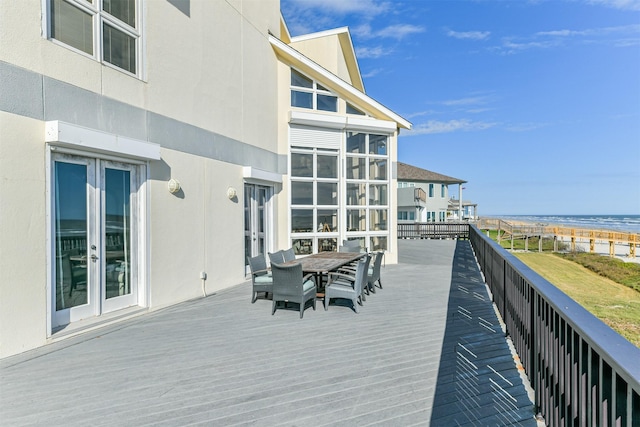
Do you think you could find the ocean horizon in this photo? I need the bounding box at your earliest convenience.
[482,214,640,234]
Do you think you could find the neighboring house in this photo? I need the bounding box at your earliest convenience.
[0,1,409,358]
[447,198,479,221]
[397,162,470,223]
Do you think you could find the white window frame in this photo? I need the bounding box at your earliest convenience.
[290,68,338,112]
[44,0,144,78]
[290,146,340,254]
[345,132,390,252]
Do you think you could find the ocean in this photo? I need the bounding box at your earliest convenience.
[484,215,640,234]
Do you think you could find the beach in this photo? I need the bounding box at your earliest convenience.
[479,215,640,264]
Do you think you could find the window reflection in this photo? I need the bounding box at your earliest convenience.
[317,209,337,232]
[104,168,131,299]
[291,181,313,205]
[54,162,88,311]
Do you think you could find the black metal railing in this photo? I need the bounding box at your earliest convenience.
[397,222,470,240]
[469,225,640,426]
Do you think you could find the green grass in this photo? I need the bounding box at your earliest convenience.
[482,230,640,346]
[555,252,640,292]
[482,229,568,252]
[513,253,640,347]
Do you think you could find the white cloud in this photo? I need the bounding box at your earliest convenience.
[354,23,426,40]
[361,68,384,78]
[490,24,640,54]
[587,0,640,11]
[405,119,497,135]
[446,29,491,40]
[285,0,392,16]
[376,24,426,40]
[355,45,392,58]
[442,96,491,107]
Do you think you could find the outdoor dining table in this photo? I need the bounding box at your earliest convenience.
[281,251,366,299]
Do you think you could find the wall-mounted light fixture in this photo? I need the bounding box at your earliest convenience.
[226,187,237,200]
[168,178,181,194]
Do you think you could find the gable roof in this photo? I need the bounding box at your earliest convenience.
[397,162,466,184]
[270,34,411,130]
[289,27,364,92]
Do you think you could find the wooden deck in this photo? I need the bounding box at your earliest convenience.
[1,240,538,426]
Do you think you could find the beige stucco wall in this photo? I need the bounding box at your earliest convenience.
[0,112,48,358]
[290,35,352,86]
[147,150,247,308]
[0,0,280,151]
[0,0,282,358]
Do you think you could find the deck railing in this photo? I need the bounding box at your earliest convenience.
[397,222,470,240]
[469,225,640,426]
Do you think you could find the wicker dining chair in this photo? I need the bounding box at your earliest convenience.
[268,250,285,265]
[271,262,316,319]
[282,247,296,262]
[367,251,384,293]
[324,254,370,313]
[248,255,273,303]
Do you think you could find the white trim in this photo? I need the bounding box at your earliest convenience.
[289,111,397,134]
[289,27,351,43]
[271,35,411,130]
[46,121,161,161]
[242,167,283,184]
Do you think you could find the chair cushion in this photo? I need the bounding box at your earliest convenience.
[303,280,315,292]
[254,274,273,284]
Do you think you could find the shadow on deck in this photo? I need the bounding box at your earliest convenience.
[0,240,537,426]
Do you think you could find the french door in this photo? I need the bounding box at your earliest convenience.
[244,184,272,272]
[52,153,139,327]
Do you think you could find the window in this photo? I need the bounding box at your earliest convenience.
[346,103,365,115]
[291,69,338,112]
[441,184,446,198]
[428,183,434,197]
[49,0,141,75]
[399,211,415,221]
[346,132,390,250]
[290,147,339,253]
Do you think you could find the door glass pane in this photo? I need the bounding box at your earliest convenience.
[104,168,131,299]
[54,162,88,310]
[103,0,136,27]
[103,22,136,73]
[51,0,93,55]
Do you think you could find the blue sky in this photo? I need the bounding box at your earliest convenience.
[281,0,640,215]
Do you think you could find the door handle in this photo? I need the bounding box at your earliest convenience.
[90,254,99,262]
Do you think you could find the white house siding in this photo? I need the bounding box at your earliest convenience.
[0,1,281,358]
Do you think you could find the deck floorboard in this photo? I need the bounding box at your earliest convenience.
[1,240,537,426]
